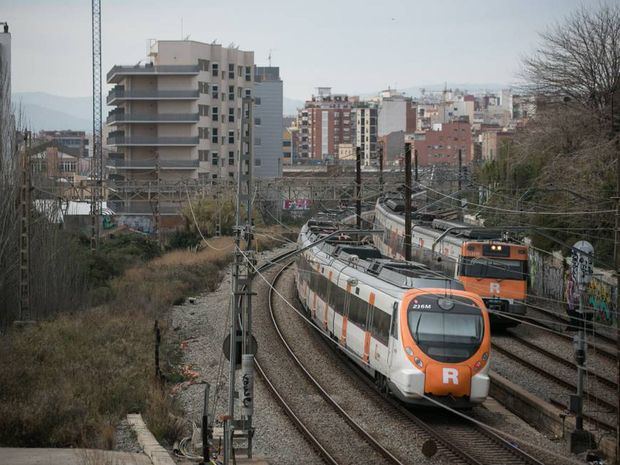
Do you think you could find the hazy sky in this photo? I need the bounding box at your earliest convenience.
[5,0,589,100]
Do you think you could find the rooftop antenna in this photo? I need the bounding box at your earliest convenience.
[268,49,272,67]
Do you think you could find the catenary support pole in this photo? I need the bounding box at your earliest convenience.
[355,146,361,229]
[404,142,412,262]
[458,148,463,193]
[414,148,419,183]
[379,143,384,196]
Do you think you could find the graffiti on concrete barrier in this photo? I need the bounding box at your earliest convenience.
[587,279,614,324]
[528,247,616,325]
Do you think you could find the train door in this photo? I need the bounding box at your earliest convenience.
[387,302,399,371]
[335,285,350,347]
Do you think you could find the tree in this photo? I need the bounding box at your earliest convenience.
[522,3,620,134]
[475,3,620,262]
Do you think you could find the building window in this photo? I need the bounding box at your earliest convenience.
[228,130,235,144]
[198,59,209,71]
[228,63,235,79]
[254,117,261,126]
[212,128,218,144]
[228,172,235,178]
[199,127,209,139]
[228,85,235,101]
[212,62,219,77]
[199,104,209,117]
[199,149,210,161]
[211,84,219,99]
[212,106,219,120]
[244,66,251,81]
[199,81,209,94]
[254,158,262,166]
[244,88,252,98]
[254,97,261,105]
[228,108,235,123]
[254,137,261,146]
[228,151,235,166]
[211,152,219,165]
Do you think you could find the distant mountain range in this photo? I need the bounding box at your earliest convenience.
[13,83,509,130]
[12,92,92,131]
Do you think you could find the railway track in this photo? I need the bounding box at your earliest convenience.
[264,259,548,465]
[254,258,403,465]
[522,304,617,361]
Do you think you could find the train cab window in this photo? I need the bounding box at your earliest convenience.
[407,295,484,363]
[459,257,527,281]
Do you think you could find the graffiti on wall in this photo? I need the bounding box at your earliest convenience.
[528,248,617,325]
[587,279,615,324]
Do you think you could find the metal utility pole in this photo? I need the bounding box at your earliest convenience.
[18,132,32,322]
[90,0,103,251]
[378,143,384,196]
[154,152,162,246]
[404,142,412,261]
[414,148,419,183]
[457,148,463,192]
[569,240,594,453]
[355,146,361,229]
[225,97,255,465]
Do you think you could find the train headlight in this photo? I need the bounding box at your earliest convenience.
[405,346,414,356]
[438,298,454,311]
[414,356,423,368]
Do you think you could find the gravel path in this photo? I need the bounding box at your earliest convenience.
[169,245,322,465]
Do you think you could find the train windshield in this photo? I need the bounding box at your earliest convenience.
[459,257,527,281]
[408,295,484,363]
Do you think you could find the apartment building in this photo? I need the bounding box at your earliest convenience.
[410,121,472,167]
[354,104,378,166]
[297,88,355,161]
[106,40,254,199]
[375,89,416,137]
[39,130,90,159]
[253,66,283,177]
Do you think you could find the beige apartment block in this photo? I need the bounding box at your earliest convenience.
[106,40,254,209]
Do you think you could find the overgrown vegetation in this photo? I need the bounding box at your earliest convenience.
[474,3,620,263]
[0,229,290,449]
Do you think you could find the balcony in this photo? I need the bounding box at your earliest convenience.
[107,89,199,105]
[107,136,199,147]
[107,113,200,124]
[107,65,200,83]
[106,159,199,170]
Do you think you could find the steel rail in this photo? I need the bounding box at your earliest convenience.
[265,260,406,465]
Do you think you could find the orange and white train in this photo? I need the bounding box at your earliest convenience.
[373,197,529,327]
[295,218,491,407]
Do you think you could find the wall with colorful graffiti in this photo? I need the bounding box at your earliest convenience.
[528,248,617,325]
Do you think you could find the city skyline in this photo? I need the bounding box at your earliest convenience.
[5,0,587,100]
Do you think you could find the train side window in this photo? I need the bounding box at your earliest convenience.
[348,295,368,328]
[390,302,399,339]
[370,306,390,346]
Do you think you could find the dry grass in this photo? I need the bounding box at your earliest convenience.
[0,231,292,450]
